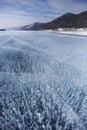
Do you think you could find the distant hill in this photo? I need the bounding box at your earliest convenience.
[0,29,5,31]
[20,10,87,31]
[20,22,45,31]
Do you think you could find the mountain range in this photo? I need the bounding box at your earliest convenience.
[0,10,87,31]
[20,10,87,31]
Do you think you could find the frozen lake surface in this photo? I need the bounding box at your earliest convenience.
[0,31,87,130]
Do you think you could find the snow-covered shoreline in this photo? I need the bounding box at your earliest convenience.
[57,31,87,36]
[1,29,87,37]
[57,28,87,36]
[48,28,87,36]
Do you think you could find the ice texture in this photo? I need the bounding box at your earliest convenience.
[0,31,87,130]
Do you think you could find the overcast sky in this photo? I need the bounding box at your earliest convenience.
[0,0,87,28]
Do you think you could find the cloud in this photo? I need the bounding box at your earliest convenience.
[0,0,87,28]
